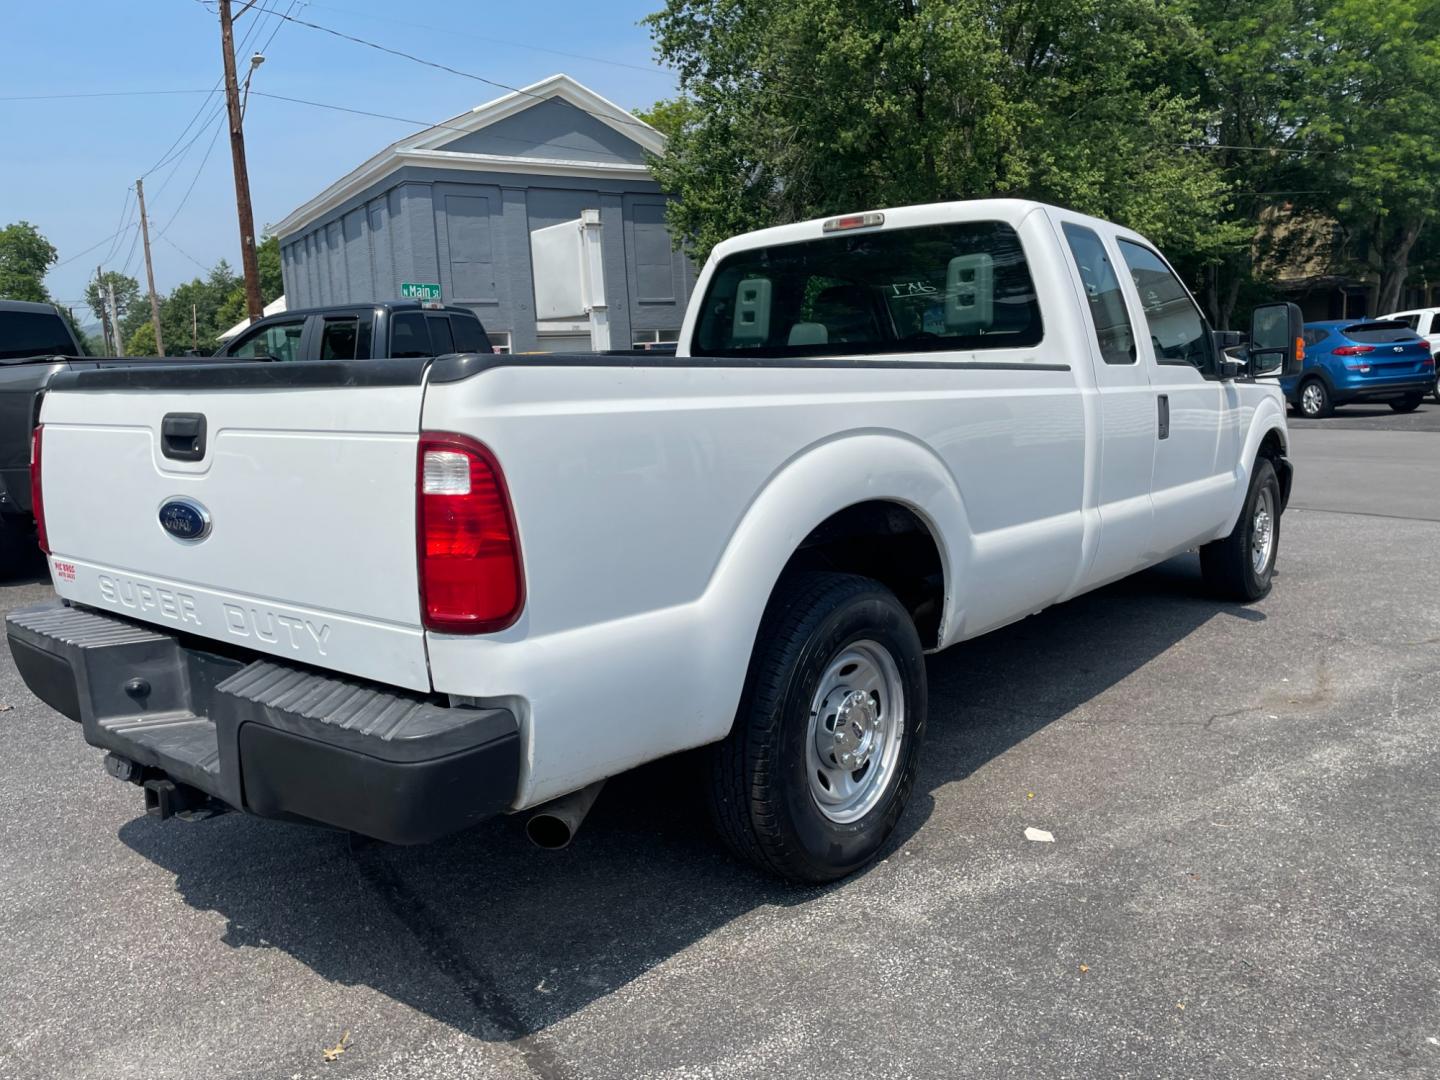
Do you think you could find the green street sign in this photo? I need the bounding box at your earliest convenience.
[400,282,441,301]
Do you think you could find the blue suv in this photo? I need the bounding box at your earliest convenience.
[1282,320,1435,418]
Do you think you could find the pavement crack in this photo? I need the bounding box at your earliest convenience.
[352,849,571,1080]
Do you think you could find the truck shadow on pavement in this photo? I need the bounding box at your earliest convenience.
[117,552,1258,1049]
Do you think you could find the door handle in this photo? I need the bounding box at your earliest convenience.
[161,412,207,461]
[1157,394,1170,440]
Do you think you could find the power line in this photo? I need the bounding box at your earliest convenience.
[159,234,212,272]
[51,225,138,270]
[159,114,227,236]
[220,3,667,136]
[247,90,653,164]
[0,88,211,101]
[292,0,673,78]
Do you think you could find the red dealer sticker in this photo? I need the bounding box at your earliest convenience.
[52,560,76,583]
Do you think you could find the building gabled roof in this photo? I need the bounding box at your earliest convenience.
[270,74,665,240]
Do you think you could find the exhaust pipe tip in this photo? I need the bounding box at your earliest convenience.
[525,813,576,850]
[523,780,604,851]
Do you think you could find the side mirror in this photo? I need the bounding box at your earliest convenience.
[1247,302,1304,379]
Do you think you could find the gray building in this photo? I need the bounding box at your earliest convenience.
[271,75,695,354]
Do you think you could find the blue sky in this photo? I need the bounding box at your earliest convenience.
[0,0,676,315]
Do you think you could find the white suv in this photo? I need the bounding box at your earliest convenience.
[1380,307,1440,401]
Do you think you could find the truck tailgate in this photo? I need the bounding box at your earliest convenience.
[37,373,430,691]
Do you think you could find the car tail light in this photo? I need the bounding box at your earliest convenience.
[417,433,523,633]
[30,424,47,555]
[1332,345,1374,356]
[1345,363,1371,372]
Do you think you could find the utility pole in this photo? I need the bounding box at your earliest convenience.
[135,178,165,356]
[108,281,121,356]
[219,0,263,320]
[192,303,198,353]
[94,265,114,355]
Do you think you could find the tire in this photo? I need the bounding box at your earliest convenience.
[1390,393,1423,413]
[1200,458,1282,602]
[1297,377,1332,418]
[0,516,38,581]
[1431,376,1439,405]
[707,572,927,883]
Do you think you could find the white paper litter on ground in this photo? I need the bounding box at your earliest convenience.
[1024,827,1054,843]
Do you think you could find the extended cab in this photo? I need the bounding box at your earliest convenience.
[7,201,1297,882]
[215,301,492,362]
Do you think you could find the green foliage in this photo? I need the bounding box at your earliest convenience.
[0,221,58,303]
[215,235,284,339]
[643,0,1440,317]
[84,271,141,327]
[644,0,1239,263]
[125,321,157,357]
[633,97,701,140]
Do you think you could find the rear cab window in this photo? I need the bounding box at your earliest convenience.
[692,221,1043,358]
[0,309,78,359]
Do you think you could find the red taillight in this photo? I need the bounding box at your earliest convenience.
[417,433,523,633]
[1332,344,1374,356]
[30,424,47,555]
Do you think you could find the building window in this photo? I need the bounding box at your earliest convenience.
[632,329,680,350]
[488,331,512,355]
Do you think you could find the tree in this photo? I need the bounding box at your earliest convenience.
[0,221,58,303]
[216,234,284,337]
[84,270,141,350]
[125,321,157,357]
[643,0,1241,264]
[634,97,701,140]
[1304,0,1440,312]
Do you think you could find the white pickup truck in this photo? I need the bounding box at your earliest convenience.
[7,200,1298,882]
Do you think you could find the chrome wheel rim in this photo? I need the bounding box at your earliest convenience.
[1301,383,1324,416]
[1252,487,1275,574]
[805,640,905,824]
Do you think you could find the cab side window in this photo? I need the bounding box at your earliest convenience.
[1117,240,1213,375]
[1062,224,1136,365]
[389,312,432,358]
[318,316,372,361]
[230,319,305,361]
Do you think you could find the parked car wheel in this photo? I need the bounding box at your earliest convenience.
[1430,376,1439,405]
[1390,394,1424,414]
[707,571,926,883]
[1297,378,1332,418]
[1200,458,1281,602]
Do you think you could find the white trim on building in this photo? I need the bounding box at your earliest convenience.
[269,74,666,239]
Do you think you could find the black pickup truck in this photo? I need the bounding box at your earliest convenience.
[0,299,497,571]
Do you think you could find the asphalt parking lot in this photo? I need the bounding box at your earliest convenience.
[3,405,1439,1080]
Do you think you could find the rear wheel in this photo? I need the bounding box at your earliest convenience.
[1298,378,1332,418]
[707,572,926,882]
[1431,375,1439,405]
[1390,393,1424,413]
[1200,458,1281,602]
[0,516,38,581]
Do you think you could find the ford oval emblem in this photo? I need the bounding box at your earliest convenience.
[158,497,212,542]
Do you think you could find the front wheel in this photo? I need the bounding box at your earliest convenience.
[1390,393,1424,413]
[707,572,926,882]
[1431,377,1439,405]
[1200,458,1282,602]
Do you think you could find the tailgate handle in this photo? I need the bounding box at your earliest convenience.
[161,413,207,461]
